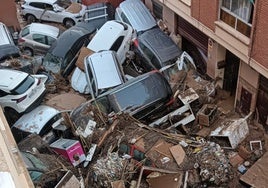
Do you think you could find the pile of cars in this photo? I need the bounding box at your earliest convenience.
[0,0,211,186]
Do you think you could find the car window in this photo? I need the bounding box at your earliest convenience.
[46,36,56,46]
[85,62,97,95]
[109,73,169,112]
[121,12,131,25]
[32,34,46,44]
[21,26,30,37]
[44,3,53,10]
[39,113,61,136]
[11,75,35,95]
[29,2,45,9]
[62,51,74,70]
[110,36,124,52]
[139,41,159,68]
[94,96,111,114]
[0,90,8,97]
[109,81,149,111]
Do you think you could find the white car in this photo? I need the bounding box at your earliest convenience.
[21,0,87,27]
[18,23,60,56]
[87,20,133,65]
[11,105,68,143]
[84,50,127,97]
[0,69,47,117]
[115,0,157,34]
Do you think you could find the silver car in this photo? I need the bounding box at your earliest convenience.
[18,23,60,56]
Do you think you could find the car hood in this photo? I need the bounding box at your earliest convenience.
[0,44,20,61]
[12,105,59,134]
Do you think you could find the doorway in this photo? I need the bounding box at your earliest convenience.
[223,50,240,96]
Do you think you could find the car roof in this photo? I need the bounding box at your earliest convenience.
[0,69,28,90]
[12,105,59,134]
[86,50,123,89]
[48,24,95,58]
[138,27,182,64]
[28,23,60,38]
[87,21,132,52]
[119,0,156,32]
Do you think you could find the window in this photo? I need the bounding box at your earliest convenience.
[12,75,35,95]
[30,2,45,9]
[47,36,56,46]
[220,0,254,37]
[21,26,30,37]
[32,34,46,44]
[152,0,163,19]
[110,36,124,52]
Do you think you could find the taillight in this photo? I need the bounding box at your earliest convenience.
[166,97,175,106]
[18,38,25,43]
[133,38,138,47]
[12,95,27,103]
[37,78,41,86]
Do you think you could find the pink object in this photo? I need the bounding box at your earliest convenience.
[50,138,86,166]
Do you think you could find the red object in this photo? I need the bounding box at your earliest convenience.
[50,138,86,166]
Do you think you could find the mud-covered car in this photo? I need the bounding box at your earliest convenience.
[72,70,173,121]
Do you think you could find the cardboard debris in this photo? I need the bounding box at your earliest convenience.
[147,173,183,188]
[169,144,185,166]
[55,170,80,188]
[229,153,244,167]
[136,166,179,188]
[75,47,94,71]
[197,104,218,126]
[66,3,82,13]
[240,151,268,187]
[111,180,125,188]
[178,87,199,104]
[146,140,176,170]
[210,116,249,149]
[45,93,87,111]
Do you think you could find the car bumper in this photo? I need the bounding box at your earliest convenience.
[23,90,46,113]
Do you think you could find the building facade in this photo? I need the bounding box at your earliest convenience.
[145,0,268,127]
[0,0,20,33]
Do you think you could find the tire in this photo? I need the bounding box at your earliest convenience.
[26,14,36,24]
[64,18,75,28]
[23,48,33,56]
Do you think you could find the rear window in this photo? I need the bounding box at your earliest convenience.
[11,75,35,95]
[21,26,30,37]
[109,72,170,112]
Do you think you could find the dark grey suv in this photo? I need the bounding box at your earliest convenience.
[77,70,173,121]
[133,27,182,72]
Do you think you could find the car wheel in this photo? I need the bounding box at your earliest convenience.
[4,108,20,126]
[64,19,75,28]
[26,14,36,24]
[23,48,33,56]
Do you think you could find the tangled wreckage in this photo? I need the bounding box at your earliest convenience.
[13,68,268,188]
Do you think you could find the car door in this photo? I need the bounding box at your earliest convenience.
[31,33,50,54]
[40,3,62,22]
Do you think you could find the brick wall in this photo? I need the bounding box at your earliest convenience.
[251,0,268,70]
[191,0,219,31]
[0,0,20,31]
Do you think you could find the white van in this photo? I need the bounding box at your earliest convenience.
[115,0,157,34]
